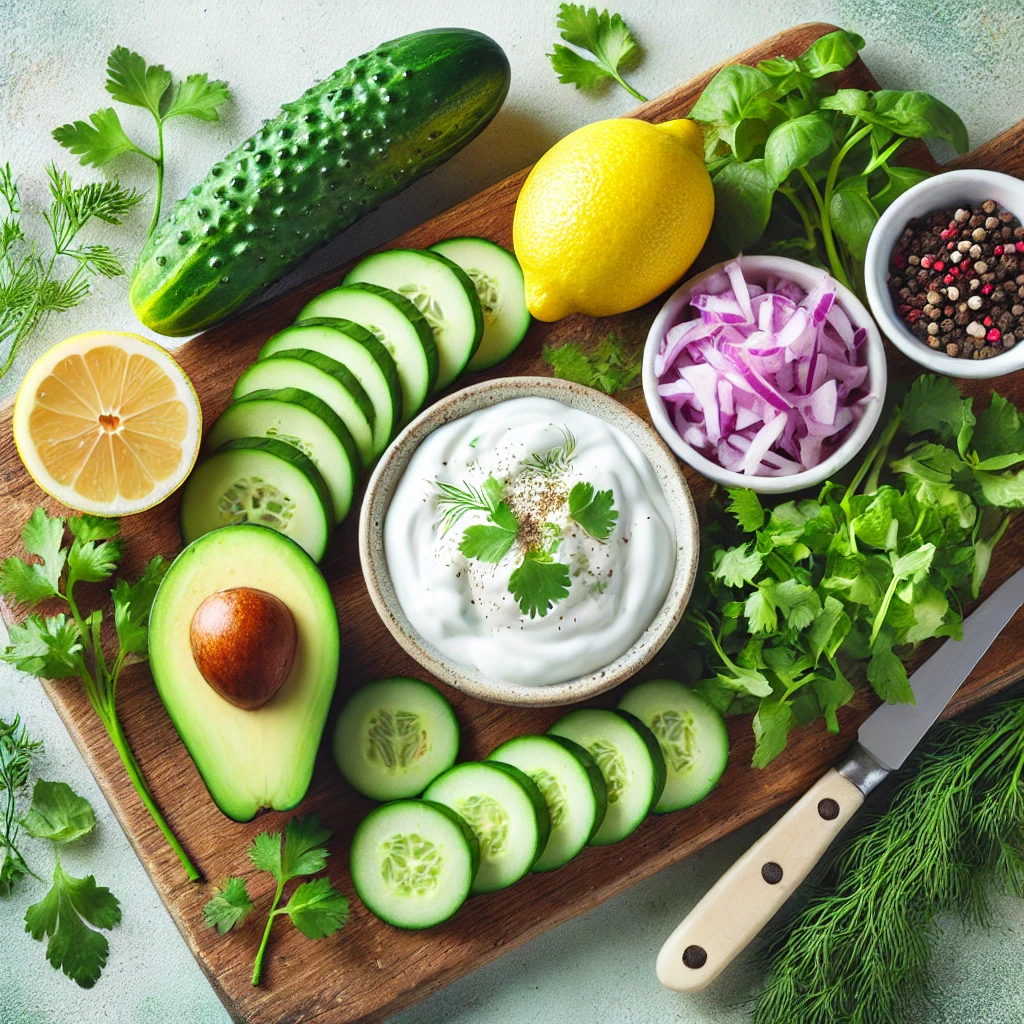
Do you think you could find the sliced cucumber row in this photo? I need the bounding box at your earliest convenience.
[341,675,728,930]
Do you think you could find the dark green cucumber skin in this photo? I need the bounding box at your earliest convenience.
[131,29,511,336]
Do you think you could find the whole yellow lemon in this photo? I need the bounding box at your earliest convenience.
[513,118,714,322]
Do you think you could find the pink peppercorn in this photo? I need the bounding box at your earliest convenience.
[921,256,933,268]
[995,244,1004,256]
[987,328,1002,342]
[982,282,994,295]
[984,315,994,327]
[943,273,955,284]
[1017,241,1024,253]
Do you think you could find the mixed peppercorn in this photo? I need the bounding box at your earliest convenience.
[887,200,1024,359]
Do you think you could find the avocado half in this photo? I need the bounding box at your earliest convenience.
[149,524,339,821]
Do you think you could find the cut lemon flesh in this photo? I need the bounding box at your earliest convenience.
[13,331,202,516]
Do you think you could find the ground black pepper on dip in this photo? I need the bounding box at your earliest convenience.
[887,200,1024,359]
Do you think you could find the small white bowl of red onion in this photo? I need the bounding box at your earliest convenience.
[642,255,887,494]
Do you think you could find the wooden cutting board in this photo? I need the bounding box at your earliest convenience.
[4,22,1024,1024]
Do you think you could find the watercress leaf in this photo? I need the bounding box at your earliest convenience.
[284,876,350,940]
[796,29,865,77]
[712,542,763,588]
[66,515,121,542]
[25,857,120,989]
[67,536,123,585]
[764,112,833,186]
[279,815,332,880]
[52,108,144,168]
[973,467,1024,509]
[548,44,612,90]
[105,46,171,117]
[752,699,797,768]
[806,595,850,662]
[162,73,230,121]
[971,392,1024,463]
[3,614,83,679]
[773,578,821,632]
[248,830,283,880]
[710,158,776,253]
[744,581,778,634]
[813,661,855,733]
[689,64,774,128]
[829,175,878,262]
[111,555,169,656]
[901,374,973,444]
[459,521,517,563]
[819,88,873,117]
[549,4,643,95]
[867,632,914,704]
[726,488,765,532]
[21,779,95,844]
[509,550,571,619]
[869,90,968,153]
[203,877,253,934]
[872,165,932,212]
[568,482,618,541]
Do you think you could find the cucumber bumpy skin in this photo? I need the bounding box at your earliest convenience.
[130,29,511,336]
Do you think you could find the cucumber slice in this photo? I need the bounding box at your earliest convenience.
[233,350,374,470]
[179,437,332,561]
[350,799,479,930]
[488,734,607,872]
[343,249,483,391]
[547,709,666,847]
[297,283,437,424]
[429,237,530,372]
[333,677,460,801]
[205,389,359,526]
[423,761,550,894]
[260,319,401,453]
[617,679,729,812]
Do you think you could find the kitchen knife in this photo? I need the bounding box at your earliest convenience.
[656,562,1024,993]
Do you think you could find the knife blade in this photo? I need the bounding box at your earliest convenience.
[656,562,1024,994]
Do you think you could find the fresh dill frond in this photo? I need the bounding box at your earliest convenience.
[1,714,44,893]
[433,476,503,536]
[522,427,577,478]
[753,697,1024,1024]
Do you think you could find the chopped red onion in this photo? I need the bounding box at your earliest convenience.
[655,259,871,476]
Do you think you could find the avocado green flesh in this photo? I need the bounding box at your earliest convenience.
[131,29,511,336]
[149,525,340,822]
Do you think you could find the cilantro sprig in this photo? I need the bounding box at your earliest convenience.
[203,814,349,986]
[53,46,230,236]
[0,510,197,882]
[687,375,1023,768]
[542,333,641,395]
[548,4,647,102]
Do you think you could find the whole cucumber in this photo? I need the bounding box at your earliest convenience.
[130,29,510,336]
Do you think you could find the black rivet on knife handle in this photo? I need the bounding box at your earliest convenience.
[818,798,840,821]
[761,861,783,885]
[682,944,707,969]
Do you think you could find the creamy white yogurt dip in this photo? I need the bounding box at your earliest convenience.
[384,396,676,687]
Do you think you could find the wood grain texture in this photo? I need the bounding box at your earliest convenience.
[3,22,1024,1024]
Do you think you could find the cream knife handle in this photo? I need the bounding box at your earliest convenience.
[656,767,864,992]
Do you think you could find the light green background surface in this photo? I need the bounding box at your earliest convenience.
[2,2,1023,1022]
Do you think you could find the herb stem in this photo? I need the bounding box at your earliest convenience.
[148,121,165,238]
[819,125,872,289]
[616,77,648,103]
[782,188,817,247]
[252,879,285,985]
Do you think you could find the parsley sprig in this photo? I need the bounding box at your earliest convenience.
[687,375,1023,767]
[203,814,349,986]
[0,164,143,379]
[0,509,197,881]
[542,333,642,395]
[54,46,230,237]
[548,4,647,102]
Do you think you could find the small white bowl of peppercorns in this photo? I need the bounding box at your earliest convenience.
[864,168,1024,378]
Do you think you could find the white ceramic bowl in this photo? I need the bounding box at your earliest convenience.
[864,168,1024,380]
[642,255,887,494]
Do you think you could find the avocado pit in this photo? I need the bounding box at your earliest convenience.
[189,587,297,710]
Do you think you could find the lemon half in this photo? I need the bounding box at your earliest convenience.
[13,331,202,516]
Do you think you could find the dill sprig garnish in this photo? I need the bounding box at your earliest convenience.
[1,714,44,893]
[753,697,1024,1024]
[433,476,504,536]
[521,427,577,478]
